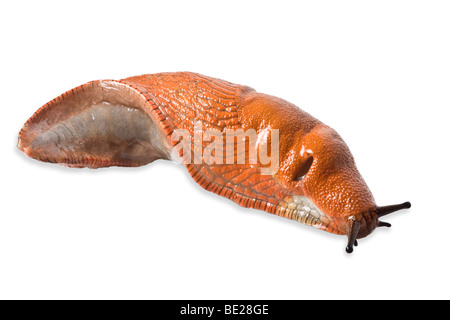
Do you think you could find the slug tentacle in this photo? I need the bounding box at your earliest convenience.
[346,219,361,254]
[378,221,392,228]
[18,72,411,253]
[375,202,412,218]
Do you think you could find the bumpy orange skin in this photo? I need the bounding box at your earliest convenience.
[19,72,383,242]
[119,73,378,237]
[238,91,377,237]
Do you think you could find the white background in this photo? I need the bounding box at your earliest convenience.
[1,0,449,300]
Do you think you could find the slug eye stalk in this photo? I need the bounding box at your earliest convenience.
[376,202,412,218]
[346,220,361,254]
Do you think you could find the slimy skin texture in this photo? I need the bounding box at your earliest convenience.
[18,72,411,253]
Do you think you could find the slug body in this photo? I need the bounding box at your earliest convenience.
[18,72,410,253]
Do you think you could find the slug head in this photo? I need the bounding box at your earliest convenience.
[239,92,410,253]
[287,125,411,252]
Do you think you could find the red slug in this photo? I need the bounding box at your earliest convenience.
[18,72,411,253]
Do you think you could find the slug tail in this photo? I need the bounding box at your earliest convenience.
[18,80,172,168]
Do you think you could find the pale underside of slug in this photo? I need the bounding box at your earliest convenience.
[18,72,411,253]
